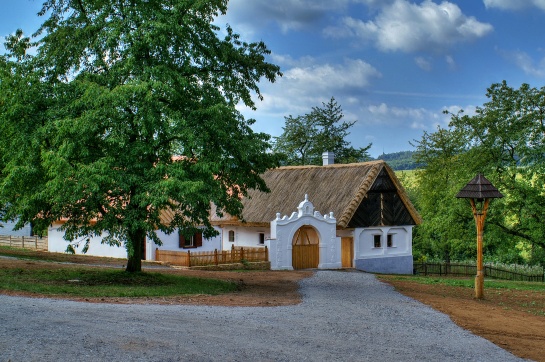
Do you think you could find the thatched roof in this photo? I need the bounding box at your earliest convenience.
[211,160,422,228]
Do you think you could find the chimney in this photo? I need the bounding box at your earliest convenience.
[322,151,334,166]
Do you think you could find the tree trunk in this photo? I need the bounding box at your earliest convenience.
[126,228,145,273]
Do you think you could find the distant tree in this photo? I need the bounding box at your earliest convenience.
[0,0,281,272]
[272,115,317,166]
[376,151,423,170]
[273,97,371,165]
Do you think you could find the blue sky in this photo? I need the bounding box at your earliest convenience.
[2,1,545,157]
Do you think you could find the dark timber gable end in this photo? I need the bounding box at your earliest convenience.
[347,168,416,228]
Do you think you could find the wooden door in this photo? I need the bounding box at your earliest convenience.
[292,226,319,269]
[341,237,353,268]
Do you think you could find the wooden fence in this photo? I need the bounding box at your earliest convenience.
[0,235,48,251]
[155,245,268,267]
[414,262,544,282]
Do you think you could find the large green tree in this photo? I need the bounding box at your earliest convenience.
[273,97,371,165]
[412,81,545,265]
[0,0,281,272]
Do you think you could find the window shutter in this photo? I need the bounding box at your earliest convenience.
[178,231,186,248]
[195,232,203,247]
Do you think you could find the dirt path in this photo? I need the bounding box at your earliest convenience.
[379,277,545,362]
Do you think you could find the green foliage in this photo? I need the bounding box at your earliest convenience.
[0,267,237,297]
[411,81,545,266]
[272,97,372,165]
[0,0,281,272]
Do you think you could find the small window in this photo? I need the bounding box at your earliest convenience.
[228,230,235,242]
[387,234,393,247]
[259,233,265,244]
[179,231,203,249]
[373,234,381,248]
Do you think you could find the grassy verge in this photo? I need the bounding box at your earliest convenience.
[378,274,545,291]
[0,246,239,298]
[0,267,238,298]
[0,246,128,265]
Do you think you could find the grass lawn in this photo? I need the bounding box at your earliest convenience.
[0,246,238,298]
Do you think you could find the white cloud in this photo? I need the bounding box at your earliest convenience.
[253,57,382,115]
[325,0,493,53]
[237,57,382,135]
[415,56,433,71]
[283,58,381,93]
[483,0,545,11]
[445,55,457,70]
[366,102,445,129]
[499,49,545,77]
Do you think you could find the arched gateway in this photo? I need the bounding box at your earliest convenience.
[268,195,341,270]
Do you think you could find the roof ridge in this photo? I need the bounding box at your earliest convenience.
[276,159,385,170]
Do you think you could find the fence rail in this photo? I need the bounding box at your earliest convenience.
[155,245,268,267]
[414,262,544,282]
[0,235,48,251]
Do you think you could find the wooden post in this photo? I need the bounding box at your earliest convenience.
[187,250,191,268]
[241,247,244,262]
[265,245,269,262]
[470,198,490,299]
[22,236,25,249]
[214,249,218,265]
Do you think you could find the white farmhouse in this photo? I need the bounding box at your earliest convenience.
[48,156,421,274]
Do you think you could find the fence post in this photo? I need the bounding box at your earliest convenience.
[35,236,38,250]
[265,245,268,261]
[22,236,25,249]
[187,250,191,268]
[214,249,218,265]
[231,244,235,262]
[9,235,12,247]
[241,247,244,262]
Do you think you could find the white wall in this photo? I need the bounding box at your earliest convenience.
[49,223,223,261]
[219,226,269,250]
[48,222,127,259]
[355,226,413,259]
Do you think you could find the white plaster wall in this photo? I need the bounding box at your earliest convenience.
[355,226,413,259]
[220,226,269,250]
[49,224,223,261]
[48,223,127,259]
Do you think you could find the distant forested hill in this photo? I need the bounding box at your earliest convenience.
[375,151,422,170]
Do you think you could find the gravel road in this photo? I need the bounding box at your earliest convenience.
[0,270,526,362]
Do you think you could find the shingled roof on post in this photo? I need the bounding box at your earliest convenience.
[456,173,503,200]
[456,173,502,300]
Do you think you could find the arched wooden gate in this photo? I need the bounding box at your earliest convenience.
[292,226,319,269]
